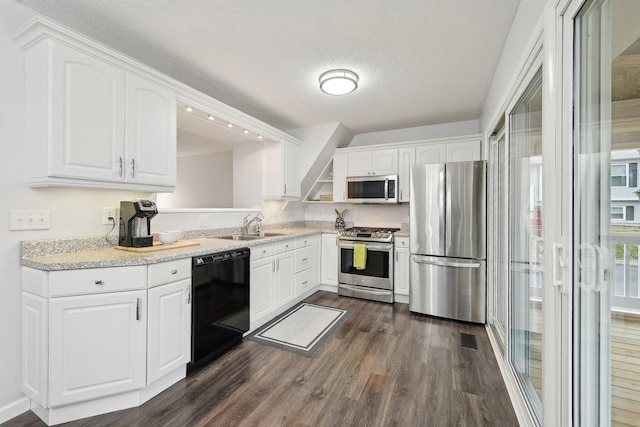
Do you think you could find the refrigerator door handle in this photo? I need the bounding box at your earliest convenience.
[411,256,481,269]
[439,169,446,253]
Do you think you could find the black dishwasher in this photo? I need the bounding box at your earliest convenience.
[189,247,250,372]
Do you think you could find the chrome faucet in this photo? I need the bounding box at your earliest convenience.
[242,213,264,235]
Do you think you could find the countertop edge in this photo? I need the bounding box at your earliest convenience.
[21,229,337,271]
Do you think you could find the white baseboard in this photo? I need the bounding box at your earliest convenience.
[485,324,536,427]
[394,294,409,304]
[318,283,338,293]
[0,396,30,424]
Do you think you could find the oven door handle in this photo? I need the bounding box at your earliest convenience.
[338,242,393,252]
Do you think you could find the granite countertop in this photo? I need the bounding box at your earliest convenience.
[22,227,337,271]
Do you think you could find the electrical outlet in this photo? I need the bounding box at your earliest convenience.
[103,207,117,225]
[10,210,51,230]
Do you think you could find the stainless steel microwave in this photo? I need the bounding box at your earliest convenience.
[346,175,398,204]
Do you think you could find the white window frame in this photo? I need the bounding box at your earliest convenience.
[611,163,628,187]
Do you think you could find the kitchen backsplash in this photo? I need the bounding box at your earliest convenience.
[304,203,410,229]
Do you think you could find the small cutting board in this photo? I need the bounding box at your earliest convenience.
[115,240,200,253]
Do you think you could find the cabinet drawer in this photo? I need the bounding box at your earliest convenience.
[49,266,146,297]
[295,246,314,273]
[275,240,295,254]
[395,237,409,248]
[295,267,314,296]
[295,236,314,249]
[148,258,191,288]
[251,244,275,260]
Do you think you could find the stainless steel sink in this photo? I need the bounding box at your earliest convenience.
[215,235,262,241]
[213,232,288,241]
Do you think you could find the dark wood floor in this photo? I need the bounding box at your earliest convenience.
[4,291,518,427]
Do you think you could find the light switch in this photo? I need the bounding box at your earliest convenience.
[10,210,51,230]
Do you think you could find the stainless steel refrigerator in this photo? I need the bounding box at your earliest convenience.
[409,161,487,323]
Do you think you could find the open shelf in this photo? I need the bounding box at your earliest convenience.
[304,158,334,202]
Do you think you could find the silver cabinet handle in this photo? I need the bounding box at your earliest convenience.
[136,298,141,321]
[302,258,308,262]
[400,189,403,200]
[187,288,191,304]
[302,280,308,285]
[95,280,103,285]
[171,269,178,275]
[118,157,123,177]
[131,158,136,178]
[284,183,287,194]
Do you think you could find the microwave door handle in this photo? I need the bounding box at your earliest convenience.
[385,177,389,201]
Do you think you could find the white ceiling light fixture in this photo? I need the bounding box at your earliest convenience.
[319,69,359,96]
[208,114,215,121]
[185,105,193,112]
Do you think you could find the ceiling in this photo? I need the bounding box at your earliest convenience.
[16,0,521,135]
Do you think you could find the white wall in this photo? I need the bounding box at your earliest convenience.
[305,203,409,228]
[349,119,480,147]
[480,0,547,132]
[232,141,264,208]
[157,151,233,208]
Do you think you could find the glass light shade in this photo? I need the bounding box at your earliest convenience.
[319,69,358,95]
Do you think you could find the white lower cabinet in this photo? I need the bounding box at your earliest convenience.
[147,279,191,385]
[274,251,295,307]
[22,260,191,425]
[394,237,410,297]
[250,235,321,328]
[250,255,276,322]
[49,290,147,407]
[321,233,339,286]
[250,242,295,325]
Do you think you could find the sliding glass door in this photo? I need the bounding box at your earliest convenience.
[572,0,640,424]
[509,68,544,424]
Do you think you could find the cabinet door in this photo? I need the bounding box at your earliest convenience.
[416,143,447,165]
[312,235,322,285]
[125,74,177,187]
[22,292,48,407]
[347,151,372,176]
[394,247,410,296]
[250,257,275,322]
[282,142,300,197]
[321,234,339,286]
[398,147,415,202]
[372,149,398,175]
[50,42,126,181]
[333,152,348,202]
[49,290,146,406]
[446,140,481,162]
[275,253,295,307]
[147,279,191,385]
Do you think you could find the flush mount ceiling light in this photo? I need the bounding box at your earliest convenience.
[208,114,215,121]
[319,69,359,95]
[185,105,193,112]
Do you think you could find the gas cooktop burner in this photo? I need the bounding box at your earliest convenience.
[338,227,400,242]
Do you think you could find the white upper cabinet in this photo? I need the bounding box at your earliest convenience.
[446,140,481,162]
[44,42,127,182]
[347,149,398,176]
[333,152,348,202]
[20,36,177,191]
[398,147,415,202]
[125,74,177,187]
[415,143,447,165]
[264,140,300,199]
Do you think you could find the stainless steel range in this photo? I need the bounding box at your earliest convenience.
[337,227,399,303]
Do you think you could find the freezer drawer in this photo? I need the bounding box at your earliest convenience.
[409,255,486,323]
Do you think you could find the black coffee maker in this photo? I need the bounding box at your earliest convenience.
[119,199,158,247]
